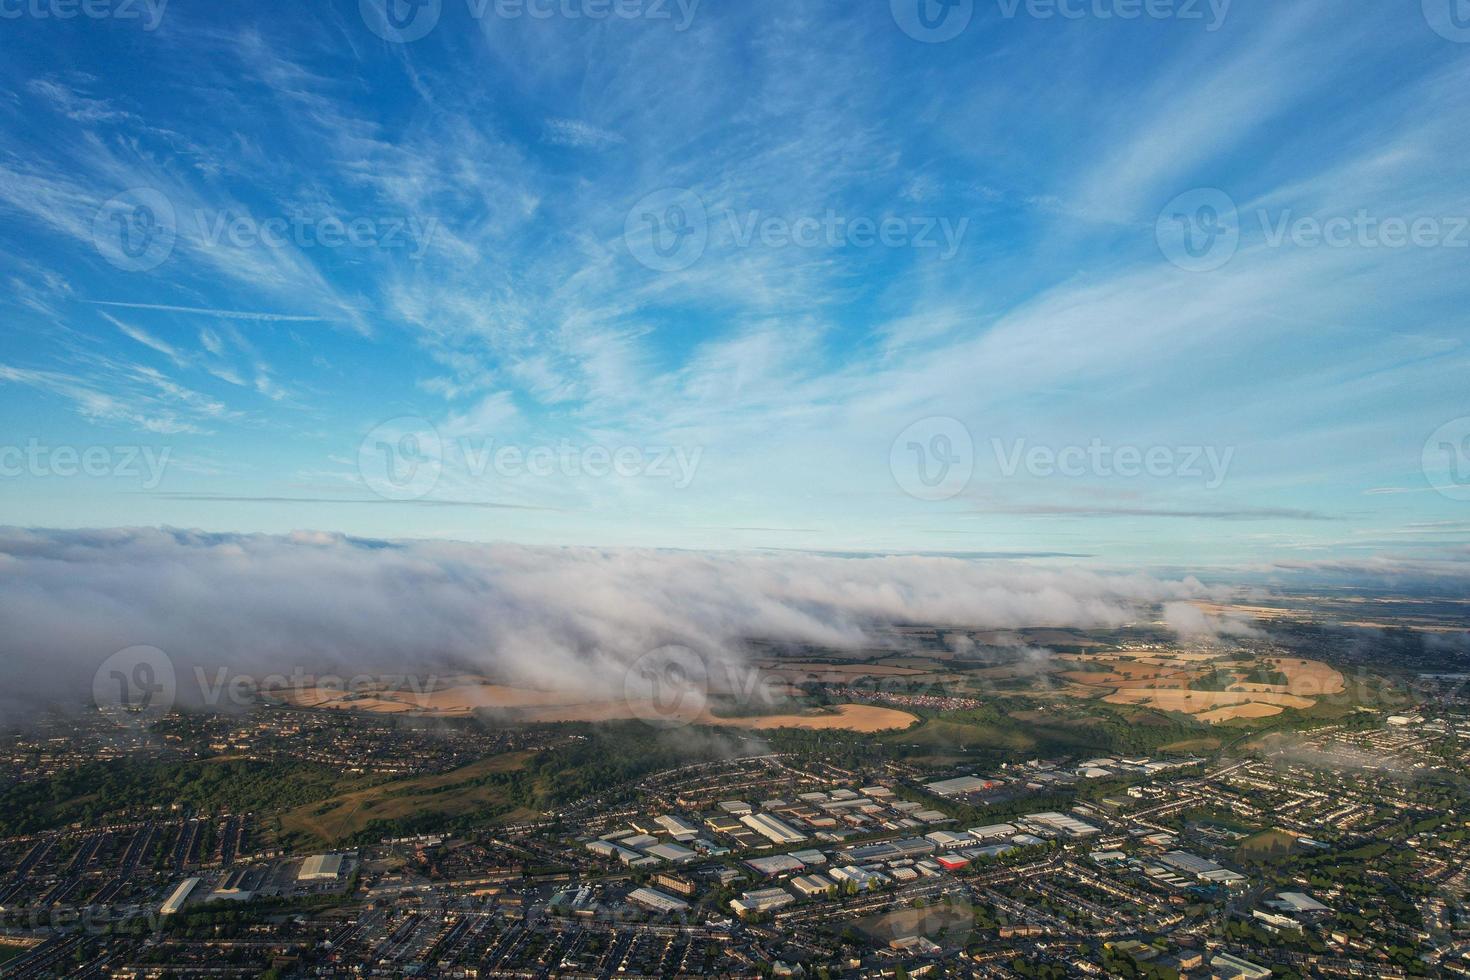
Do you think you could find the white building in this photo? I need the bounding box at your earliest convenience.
[740,812,807,845]
[655,814,700,841]
[160,877,199,915]
[627,886,690,914]
[731,887,796,915]
[298,853,347,882]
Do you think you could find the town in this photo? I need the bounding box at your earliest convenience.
[3,685,1470,978]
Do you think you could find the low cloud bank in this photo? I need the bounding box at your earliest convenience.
[0,527,1223,725]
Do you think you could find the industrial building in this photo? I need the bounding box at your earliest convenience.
[626,886,691,914]
[1024,811,1102,838]
[746,854,805,876]
[159,877,199,916]
[586,839,642,864]
[730,887,796,915]
[654,814,700,841]
[298,853,347,882]
[923,775,1001,795]
[644,842,698,864]
[739,812,807,845]
[790,874,833,896]
[968,823,1017,840]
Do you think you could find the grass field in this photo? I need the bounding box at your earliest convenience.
[1235,828,1301,863]
[279,750,543,845]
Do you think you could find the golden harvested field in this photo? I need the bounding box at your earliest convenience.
[497,700,917,732]
[1103,689,1314,712]
[1196,702,1288,723]
[709,704,917,732]
[1266,657,1345,696]
[1062,651,1339,724]
[277,678,916,732]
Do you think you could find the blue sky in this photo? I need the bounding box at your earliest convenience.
[1,0,1468,572]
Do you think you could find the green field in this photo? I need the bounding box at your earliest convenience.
[280,749,544,845]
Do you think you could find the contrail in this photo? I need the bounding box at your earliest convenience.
[86,301,328,322]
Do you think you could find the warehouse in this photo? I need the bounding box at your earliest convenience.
[298,853,347,882]
[968,823,1017,840]
[645,842,698,863]
[654,814,700,841]
[159,877,199,916]
[739,812,807,845]
[846,842,898,863]
[790,874,833,896]
[891,837,938,859]
[627,886,691,914]
[746,854,805,876]
[828,865,882,890]
[587,839,641,864]
[1024,812,1101,838]
[731,887,796,915]
[924,775,1000,796]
